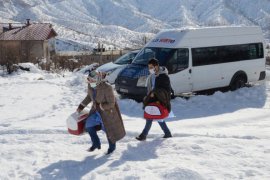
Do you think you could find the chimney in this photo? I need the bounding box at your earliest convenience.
[9,23,12,30]
[26,19,30,26]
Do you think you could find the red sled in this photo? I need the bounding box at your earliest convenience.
[144,102,169,120]
[66,111,89,135]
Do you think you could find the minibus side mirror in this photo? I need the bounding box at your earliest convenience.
[128,58,133,64]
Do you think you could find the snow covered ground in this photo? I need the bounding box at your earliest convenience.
[0,65,270,180]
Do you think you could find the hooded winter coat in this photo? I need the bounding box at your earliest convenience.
[78,82,126,143]
[143,66,171,112]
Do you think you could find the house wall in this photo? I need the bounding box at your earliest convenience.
[0,41,20,65]
[0,40,46,65]
[21,41,44,63]
[43,41,49,60]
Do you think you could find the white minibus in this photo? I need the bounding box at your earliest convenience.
[115,26,266,100]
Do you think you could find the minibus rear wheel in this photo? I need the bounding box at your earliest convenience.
[230,74,247,91]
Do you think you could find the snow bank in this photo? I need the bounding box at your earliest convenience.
[18,63,42,74]
[0,63,65,82]
[66,73,87,87]
[66,63,100,86]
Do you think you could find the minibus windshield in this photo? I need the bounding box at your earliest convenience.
[132,47,178,66]
[114,51,138,65]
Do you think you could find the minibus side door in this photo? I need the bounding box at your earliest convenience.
[167,48,192,94]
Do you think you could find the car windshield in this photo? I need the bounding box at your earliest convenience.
[114,52,138,65]
[132,47,178,66]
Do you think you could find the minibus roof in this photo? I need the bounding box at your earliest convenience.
[146,26,263,48]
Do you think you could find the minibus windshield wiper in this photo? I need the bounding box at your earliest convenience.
[132,62,147,66]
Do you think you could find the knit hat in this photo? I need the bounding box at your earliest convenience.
[96,71,107,85]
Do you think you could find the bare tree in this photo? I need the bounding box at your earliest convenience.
[0,45,19,74]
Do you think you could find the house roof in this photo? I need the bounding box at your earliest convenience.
[0,23,57,41]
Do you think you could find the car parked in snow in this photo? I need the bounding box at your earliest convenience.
[96,50,140,84]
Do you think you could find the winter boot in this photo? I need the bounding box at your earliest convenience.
[87,145,101,152]
[106,148,115,155]
[163,133,172,138]
[136,134,146,141]
[106,145,116,155]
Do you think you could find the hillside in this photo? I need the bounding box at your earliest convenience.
[0,0,270,50]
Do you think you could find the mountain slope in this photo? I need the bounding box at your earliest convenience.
[0,0,270,50]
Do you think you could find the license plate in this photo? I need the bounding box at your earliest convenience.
[120,88,128,93]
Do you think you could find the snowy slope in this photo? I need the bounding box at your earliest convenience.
[0,0,270,50]
[0,66,270,179]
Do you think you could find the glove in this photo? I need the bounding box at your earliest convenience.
[77,104,85,113]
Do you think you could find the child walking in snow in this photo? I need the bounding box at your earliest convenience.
[77,71,126,154]
[136,58,172,141]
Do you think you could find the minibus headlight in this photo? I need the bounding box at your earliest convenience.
[137,76,147,87]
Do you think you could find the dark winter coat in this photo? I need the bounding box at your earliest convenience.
[78,82,126,143]
[143,88,171,112]
[143,67,171,112]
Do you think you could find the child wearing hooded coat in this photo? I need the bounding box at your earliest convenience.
[77,71,126,154]
[136,58,172,141]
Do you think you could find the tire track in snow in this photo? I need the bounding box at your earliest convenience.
[0,129,68,135]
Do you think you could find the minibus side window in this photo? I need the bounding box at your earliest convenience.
[249,44,257,59]
[167,48,189,74]
[257,43,264,58]
[192,47,219,66]
[249,43,263,59]
[192,43,264,66]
